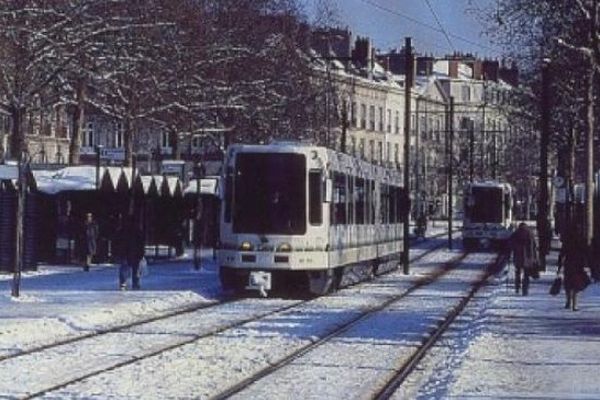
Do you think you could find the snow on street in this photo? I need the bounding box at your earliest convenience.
[227,252,496,400]
[2,225,598,400]
[394,251,600,400]
[31,242,460,399]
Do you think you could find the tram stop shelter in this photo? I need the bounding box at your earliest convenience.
[0,164,38,272]
[183,176,221,249]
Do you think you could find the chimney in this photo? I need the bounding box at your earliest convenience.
[482,59,500,82]
[448,60,459,78]
[468,59,483,80]
[499,60,519,86]
[416,56,434,76]
[352,36,372,67]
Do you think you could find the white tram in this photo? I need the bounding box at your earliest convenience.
[462,181,513,250]
[217,142,408,296]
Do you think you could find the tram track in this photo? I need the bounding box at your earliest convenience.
[6,233,454,399]
[212,250,506,400]
[209,250,471,400]
[3,229,452,365]
[373,251,509,400]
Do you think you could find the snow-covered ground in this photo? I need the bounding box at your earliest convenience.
[4,222,596,400]
[35,242,466,399]
[394,250,600,400]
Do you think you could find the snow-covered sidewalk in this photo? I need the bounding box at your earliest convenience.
[402,250,600,400]
[0,250,221,357]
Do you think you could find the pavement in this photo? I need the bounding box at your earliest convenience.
[444,248,600,399]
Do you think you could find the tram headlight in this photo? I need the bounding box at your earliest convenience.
[239,241,254,251]
[276,242,292,252]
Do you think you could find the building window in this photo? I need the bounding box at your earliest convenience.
[192,136,201,148]
[360,138,365,158]
[369,140,374,161]
[161,131,170,148]
[395,111,400,134]
[360,104,366,129]
[114,122,123,148]
[351,136,356,155]
[387,109,392,133]
[378,107,384,132]
[462,85,471,102]
[394,144,399,164]
[83,122,95,147]
[369,105,375,131]
[378,141,383,163]
[386,143,391,162]
[352,102,357,127]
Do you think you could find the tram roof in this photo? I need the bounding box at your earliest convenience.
[466,181,511,189]
[227,143,403,184]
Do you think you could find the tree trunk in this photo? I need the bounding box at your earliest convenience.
[69,78,86,165]
[169,127,180,160]
[585,67,595,246]
[124,117,133,167]
[9,105,25,159]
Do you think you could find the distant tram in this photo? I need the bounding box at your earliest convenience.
[462,181,513,250]
[216,142,408,296]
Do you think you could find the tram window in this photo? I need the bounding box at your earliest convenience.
[356,178,365,224]
[333,172,347,225]
[466,187,503,223]
[233,153,306,235]
[370,180,376,223]
[390,186,397,223]
[224,168,233,223]
[309,170,322,225]
[380,184,389,224]
[397,187,409,221]
[348,176,355,224]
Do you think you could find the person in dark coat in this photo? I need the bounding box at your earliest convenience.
[509,222,538,296]
[558,227,591,311]
[115,217,145,290]
[84,213,99,271]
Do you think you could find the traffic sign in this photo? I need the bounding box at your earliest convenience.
[100,147,125,161]
[552,176,564,188]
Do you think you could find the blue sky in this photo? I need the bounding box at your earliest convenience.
[303,0,500,58]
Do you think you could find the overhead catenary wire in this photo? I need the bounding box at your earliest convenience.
[423,0,456,53]
[358,0,497,53]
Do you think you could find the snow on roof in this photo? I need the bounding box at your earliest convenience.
[0,165,18,180]
[140,176,154,194]
[104,167,123,187]
[165,176,180,196]
[184,177,220,196]
[33,166,101,194]
[121,167,136,186]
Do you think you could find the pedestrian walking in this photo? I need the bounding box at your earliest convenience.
[84,213,99,272]
[509,222,539,296]
[115,217,145,290]
[558,227,591,311]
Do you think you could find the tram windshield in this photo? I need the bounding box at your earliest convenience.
[233,152,306,235]
[466,187,503,223]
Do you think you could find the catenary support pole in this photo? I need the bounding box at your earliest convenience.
[538,59,551,271]
[585,1,597,247]
[448,97,454,250]
[11,152,26,297]
[402,37,413,275]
